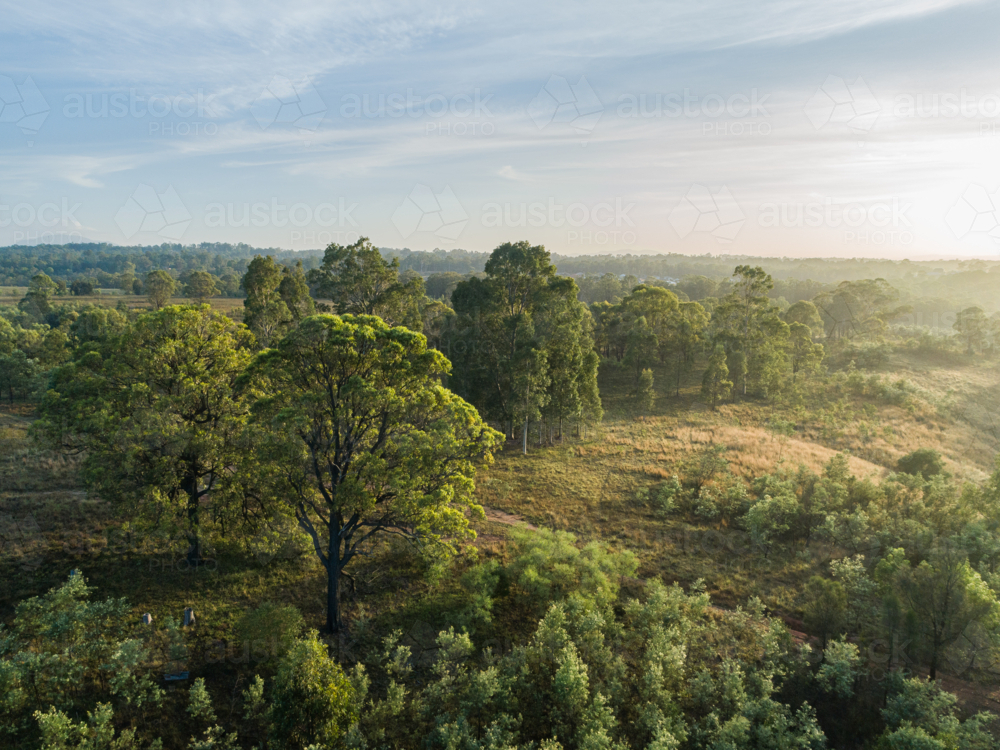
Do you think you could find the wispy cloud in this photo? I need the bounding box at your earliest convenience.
[2,0,999,254]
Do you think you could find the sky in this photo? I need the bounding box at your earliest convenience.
[3,0,1000,259]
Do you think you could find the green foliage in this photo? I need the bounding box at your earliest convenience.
[425,271,465,301]
[892,545,1000,679]
[746,492,801,555]
[187,679,216,725]
[0,575,161,746]
[268,633,358,750]
[34,702,161,750]
[878,675,998,750]
[783,300,824,337]
[19,273,59,320]
[233,602,305,662]
[802,577,847,647]
[506,527,638,614]
[449,241,599,441]
[633,368,655,413]
[457,560,502,631]
[245,313,503,630]
[655,475,682,516]
[665,300,709,396]
[953,306,988,354]
[143,271,175,310]
[277,261,315,322]
[70,306,129,345]
[814,278,901,341]
[815,639,860,698]
[701,345,732,408]
[242,254,292,347]
[896,448,947,480]
[709,266,790,398]
[308,236,422,328]
[788,322,824,381]
[0,348,42,403]
[70,279,96,296]
[183,271,219,303]
[623,316,657,384]
[35,305,257,563]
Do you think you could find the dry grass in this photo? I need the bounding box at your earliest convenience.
[472,349,1000,614]
[0,291,245,316]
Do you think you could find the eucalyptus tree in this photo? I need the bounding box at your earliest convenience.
[450,241,600,445]
[278,260,316,322]
[617,284,679,362]
[242,255,293,347]
[665,300,709,396]
[35,305,256,563]
[144,270,176,310]
[243,314,503,632]
[184,271,219,303]
[788,322,824,382]
[449,242,557,438]
[309,236,423,329]
[709,265,789,398]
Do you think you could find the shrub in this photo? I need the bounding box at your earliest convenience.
[816,639,860,698]
[269,633,358,750]
[655,475,682,516]
[507,528,638,613]
[896,448,946,480]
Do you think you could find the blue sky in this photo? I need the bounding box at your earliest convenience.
[3,0,1000,258]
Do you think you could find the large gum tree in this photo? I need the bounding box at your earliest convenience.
[244,314,503,633]
[36,305,255,563]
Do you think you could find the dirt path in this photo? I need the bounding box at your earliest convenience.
[483,507,537,530]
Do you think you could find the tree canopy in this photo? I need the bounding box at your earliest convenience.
[36,305,255,562]
[242,314,503,631]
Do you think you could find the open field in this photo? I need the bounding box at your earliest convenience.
[0,290,246,316]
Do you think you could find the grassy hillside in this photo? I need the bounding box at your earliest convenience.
[4,343,997,630]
